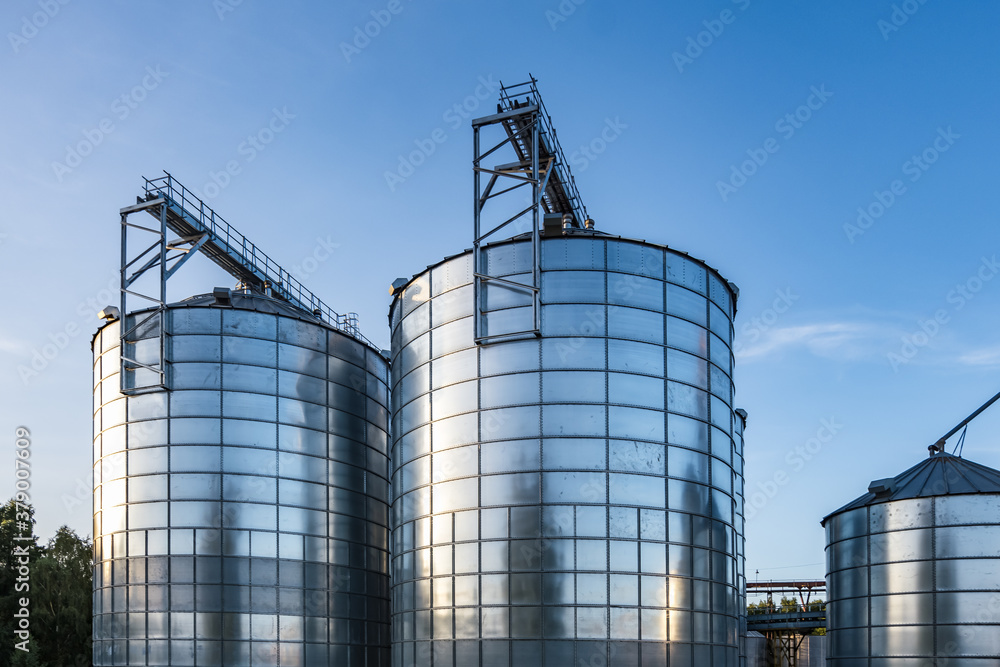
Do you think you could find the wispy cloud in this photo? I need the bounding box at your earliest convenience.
[957,345,1000,368]
[738,309,1000,374]
[0,336,28,356]
[736,321,899,363]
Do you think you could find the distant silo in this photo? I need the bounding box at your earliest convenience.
[91,292,390,666]
[823,450,1000,665]
[388,231,745,666]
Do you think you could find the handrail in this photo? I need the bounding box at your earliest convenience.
[497,75,589,226]
[141,172,376,349]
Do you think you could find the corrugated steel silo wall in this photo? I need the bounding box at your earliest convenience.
[92,303,391,666]
[388,235,744,666]
[745,632,767,667]
[826,495,1000,664]
[744,634,824,667]
[800,634,826,666]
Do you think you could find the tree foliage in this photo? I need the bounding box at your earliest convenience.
[747,595,827,635]
[748,595,826,615]
[0,500,92,666]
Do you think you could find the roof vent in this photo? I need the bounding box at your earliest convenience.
[543,213,563,237]
[390,278,409,296]
[868,478,895,498]
[98,306,121,322]
[213,287,232,306]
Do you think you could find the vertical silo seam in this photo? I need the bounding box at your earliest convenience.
[930,495,937,659]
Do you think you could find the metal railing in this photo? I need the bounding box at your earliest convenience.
[498,75,589,226]
[141,172,373,348]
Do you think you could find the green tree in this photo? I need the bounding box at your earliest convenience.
[34,527,93,666]
[807,598,827,635]
[1,499,43,666]
[746,596,827,617]
[0,500,92,666]
[779,595,800,613]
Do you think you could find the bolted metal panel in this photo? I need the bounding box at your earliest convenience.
[823,452,1000,665]
[388,234,744,666]
[91,293,390,667]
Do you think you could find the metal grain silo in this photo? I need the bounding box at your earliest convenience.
[91,291,390,666]
[388,231,744,666]
[823,450,1000,665]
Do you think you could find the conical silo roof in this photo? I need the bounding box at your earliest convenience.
[822,451,1000,525]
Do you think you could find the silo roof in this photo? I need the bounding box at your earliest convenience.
[387,230,739,323]
[173,291,324,322]
[92,291,371,350]
[822,452,1000,525]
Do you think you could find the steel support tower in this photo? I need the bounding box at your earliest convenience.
[747,580,827,667]
[471,75,589,344]
[118,172,364,393]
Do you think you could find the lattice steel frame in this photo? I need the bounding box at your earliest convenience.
[117,172,373,394]
[472,101,546,344]
[472,77,588,345]
[118,197,208,394]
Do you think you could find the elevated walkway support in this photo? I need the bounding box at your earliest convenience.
[746,580,826,667]
[119,172,366,393]
[471,75,589,344]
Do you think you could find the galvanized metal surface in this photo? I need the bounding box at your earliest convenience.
[824,453,1000,665]
[745,633,825,667]
[388,235,744,666]
[797,635,826,667]
[745,631,767,667]
[824,451,1000,518]
[92,295,390,666]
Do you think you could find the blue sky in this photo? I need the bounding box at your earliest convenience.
[2,1,1000,591]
